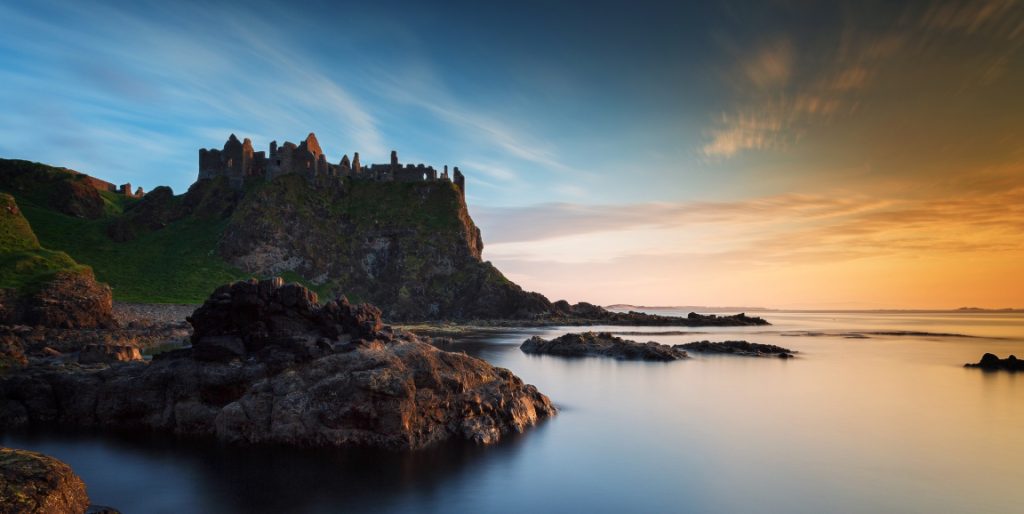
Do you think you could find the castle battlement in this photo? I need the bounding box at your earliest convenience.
[198,133,465,196]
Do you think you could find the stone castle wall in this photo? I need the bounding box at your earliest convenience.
[77,172,144,198]
[198,133,465,196]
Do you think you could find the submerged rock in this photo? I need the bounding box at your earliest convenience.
[674,340,795,358]
[965,353,1024,372]
[0,279,555,450]
[520,332,687,361]
[0,447,90,514]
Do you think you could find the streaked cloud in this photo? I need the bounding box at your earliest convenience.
[477,181,1024,265]
[742,38,794,89]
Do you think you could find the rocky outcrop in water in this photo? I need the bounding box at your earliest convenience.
[549,309,769,327]
[675,340,795,358]
[964,353,1023,371]
[0,447,91,514]
[520,332,687,361]
[0,279,555,449]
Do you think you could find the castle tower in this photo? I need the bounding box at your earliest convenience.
[339,154,351,176]
[352,152,361,174]
[453,167,465,198]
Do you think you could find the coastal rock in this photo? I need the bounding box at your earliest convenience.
[521,332,687,361]
[0,279,556,450]
[77,344,142,364]
[8,270,116,329]
[965,353,1024,372]
[675,340,795,358]
[0,447,90,514]
[548,308,770,327]
[0,334,27,373]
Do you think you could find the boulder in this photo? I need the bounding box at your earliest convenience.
[0,447,91,514]
[19,270,116,329]
[521,332,687,361]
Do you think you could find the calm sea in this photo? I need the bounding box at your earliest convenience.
[4,311,1023,513]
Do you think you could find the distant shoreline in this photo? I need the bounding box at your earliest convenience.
[605,305,1024,314]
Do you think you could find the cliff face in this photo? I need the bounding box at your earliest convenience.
[218,175,551,320]
[1,157,770,326]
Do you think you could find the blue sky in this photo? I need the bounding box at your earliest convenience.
[0,0,728,204]
[1,0,1022,308]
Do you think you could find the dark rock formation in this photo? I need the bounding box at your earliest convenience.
[1,270,116,330]
[0,333,27,373]
[77,344,142,364]
[0,320,188,363]
[218,175,552,321]
[0,159,105,219]
[16,270,115,329]
[0,447,91,514]
[520,332,687,361]
[549,308,769,327]
[965,353,1024,371]
[675,340,795,358]
[0,279,555,449]
[50,178,105,219]
[107,178,240,242]
[0,193,115,329]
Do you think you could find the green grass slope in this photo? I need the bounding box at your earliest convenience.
[1,159,250,303]
[0,193,85,293]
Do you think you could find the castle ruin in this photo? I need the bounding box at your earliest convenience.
[198,133,465,196]
[79,174,144,198]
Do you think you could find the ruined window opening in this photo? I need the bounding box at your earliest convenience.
[276,160,281,166]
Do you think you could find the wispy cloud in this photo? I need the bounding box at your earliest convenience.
[476,181,1024,266]
[0,1,385,187]
[742,38,794,89]
[374,73,579,176]
[701,0,1023,159]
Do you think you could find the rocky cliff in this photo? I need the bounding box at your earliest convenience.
[1,156,769,326]
[218,174,551,320]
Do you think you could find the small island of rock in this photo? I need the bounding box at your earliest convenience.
[520,332,687,361]
[674,340,795,358]
[964,353,1023,372]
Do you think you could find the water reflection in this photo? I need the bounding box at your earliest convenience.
[3,311,1023,513]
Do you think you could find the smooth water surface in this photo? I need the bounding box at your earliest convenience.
[4,311,1023,513]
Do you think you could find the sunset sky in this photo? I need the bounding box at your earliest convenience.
[1,0,1021,309]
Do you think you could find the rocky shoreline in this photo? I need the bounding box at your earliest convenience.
[0,279,556,450]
